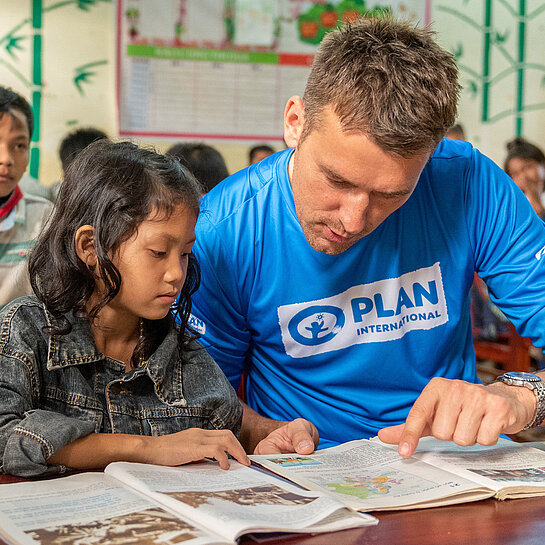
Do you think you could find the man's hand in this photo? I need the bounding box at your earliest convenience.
[253,418,319,455]
[378,377,536,458]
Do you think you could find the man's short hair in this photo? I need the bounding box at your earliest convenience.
[301,17,460,156]
[59,127,108,171]
[0,87,33,137]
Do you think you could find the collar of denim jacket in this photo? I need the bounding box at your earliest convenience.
[45,310,108,370]
[44,310,187,406]
[144,325,186,406]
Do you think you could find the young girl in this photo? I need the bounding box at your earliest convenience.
[0,140,253,477]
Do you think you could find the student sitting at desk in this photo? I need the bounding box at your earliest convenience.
[0,140,317,477]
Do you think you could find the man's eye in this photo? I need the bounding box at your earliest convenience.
[329,179,349,188]
[150,250,166,257]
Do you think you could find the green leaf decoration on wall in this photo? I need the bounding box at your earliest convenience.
[77,0,101,11]
[467,80,479,97]
[452,43,464,59]
[4,35,25,59]
[74,70,96,94]
[0,0,112,177]
[73,60,108,95]
[437,0,545,136]
[493,30,509,44]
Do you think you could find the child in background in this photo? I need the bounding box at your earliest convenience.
[504,137,545,219]
[0,87,52,307]
[167,142,229,194]
[0,141,315,478]
[43,127,110,202]
[248,144,275,165]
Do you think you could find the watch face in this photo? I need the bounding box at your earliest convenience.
[504,371,540,382]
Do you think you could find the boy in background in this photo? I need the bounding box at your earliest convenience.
[0,87,52,308]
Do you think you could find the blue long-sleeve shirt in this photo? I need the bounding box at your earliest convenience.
[192,139,545,448]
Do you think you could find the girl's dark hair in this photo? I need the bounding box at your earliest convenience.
[504,137,545,174]
[29,140,202,366]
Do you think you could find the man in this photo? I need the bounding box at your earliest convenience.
[0,87,52,308]
[191,18,545,456]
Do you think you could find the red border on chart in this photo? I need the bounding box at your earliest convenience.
[425,0,432,26]
[119,130,285,141]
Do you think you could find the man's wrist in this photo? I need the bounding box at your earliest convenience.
[488,379,538,429]
[240,403,287,452]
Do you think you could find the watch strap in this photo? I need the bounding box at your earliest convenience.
[525,378,545,430]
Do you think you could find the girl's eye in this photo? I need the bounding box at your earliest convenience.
[150,250,166,257]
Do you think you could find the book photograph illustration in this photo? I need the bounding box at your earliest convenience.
[3,437,545,544]
[28,508,199,545]
[0,460,375,545]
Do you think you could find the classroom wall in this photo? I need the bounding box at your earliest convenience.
[0,1,544,186]
[433,0,545,161]
[0,1,116,185]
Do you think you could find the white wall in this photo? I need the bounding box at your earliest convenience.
[1,1,543,184]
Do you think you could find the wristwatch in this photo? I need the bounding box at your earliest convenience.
[495,372,545,430]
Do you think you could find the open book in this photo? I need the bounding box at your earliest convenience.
[0,460,376,545]
[250,437,545,511]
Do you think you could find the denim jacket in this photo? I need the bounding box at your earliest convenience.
[0,296,242,477]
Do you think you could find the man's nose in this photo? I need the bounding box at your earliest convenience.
[339,194,369,234]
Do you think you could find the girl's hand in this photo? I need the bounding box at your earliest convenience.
[144,428,250,469]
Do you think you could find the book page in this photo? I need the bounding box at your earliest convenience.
[105,460,376,541]
[250,439,492,511]
[0,473,224,545]
[413,438,545,498]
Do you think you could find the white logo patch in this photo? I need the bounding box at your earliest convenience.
[188,314,206,335]
[278,262,448,358]
[535,245,545,261]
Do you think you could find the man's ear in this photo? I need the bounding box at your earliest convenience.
[283,96,305,149]
[74,225,97,269]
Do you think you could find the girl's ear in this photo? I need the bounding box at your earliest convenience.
[75,225,97,269]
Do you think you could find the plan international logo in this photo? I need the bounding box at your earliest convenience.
[278,263,448,358]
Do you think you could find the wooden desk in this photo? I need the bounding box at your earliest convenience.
[2,474,545,545]
[240,496,545,545]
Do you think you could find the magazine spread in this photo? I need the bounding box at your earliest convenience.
[0,460,376,545]
[250,437,545,511]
